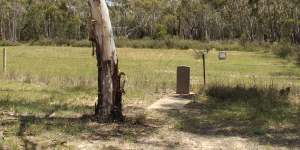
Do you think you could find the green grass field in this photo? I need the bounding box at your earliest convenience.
[1,46,299,93]
[0,46,299,149]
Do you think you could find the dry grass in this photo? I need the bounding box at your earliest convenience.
[0,46,299,149]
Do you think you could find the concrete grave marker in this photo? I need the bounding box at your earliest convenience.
[218,51,227,60]
[176,66,190,94]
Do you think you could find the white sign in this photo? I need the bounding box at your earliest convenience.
[218,51,227,60]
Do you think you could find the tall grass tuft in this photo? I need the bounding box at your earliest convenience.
[206,82,291,102]
[0,40,20,46]
[273,43,295,58]
[203,81,296,130]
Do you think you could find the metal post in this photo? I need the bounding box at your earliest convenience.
[202,53,206,86]
[3,48,6,73]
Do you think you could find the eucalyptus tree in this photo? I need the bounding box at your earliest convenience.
[88,0,124,121]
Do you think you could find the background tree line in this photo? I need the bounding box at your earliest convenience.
[0,0,88,42]
[1,0,300,44]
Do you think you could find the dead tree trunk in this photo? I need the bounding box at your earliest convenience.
[88,0,124,121]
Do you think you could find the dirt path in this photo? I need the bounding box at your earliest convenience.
[147,94,192,110]
[34,94,294,150]
[142,94,291,150]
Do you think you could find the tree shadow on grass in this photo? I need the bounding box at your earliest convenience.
[163,86,300,148]
[0,84,162,149]
[14,110,160,149]
[0,85,99,117]
[0,97,161,149]
[0,97,92,115]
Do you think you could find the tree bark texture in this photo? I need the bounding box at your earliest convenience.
[88,0,123,121]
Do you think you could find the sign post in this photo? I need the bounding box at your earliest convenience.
[3,48,6,73]
[202,53,206,86]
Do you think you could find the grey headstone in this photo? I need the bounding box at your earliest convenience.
[218,51,227,60]
[176,66,190,94]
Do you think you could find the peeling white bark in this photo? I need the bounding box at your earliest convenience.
[88,0,117,63]
[89,0,122,120]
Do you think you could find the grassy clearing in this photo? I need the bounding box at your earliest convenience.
[0,45,299,113]
[0,46,299,94]
[168,79,300,148]
[169,96,300,147]
[168,83,300,147]
[0,45,299,149]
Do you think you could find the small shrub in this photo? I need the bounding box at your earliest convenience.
[23,73,33,84]
[70,39,91,47]
[205,83,290,103]
[273,43,294,58]
[0,40,20,46]
[258,41,272,49]
[54,38,71,46]
[153,24,168,39]
[239,33,248,47]
[134,112,147,125]
[30,38,55,46]
[179,44,190,50]
[252,127,267,135]
[164,38,175,49]
[30,38,76,46]
[115,37,129,48]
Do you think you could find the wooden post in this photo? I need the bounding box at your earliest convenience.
[202,53,206,86]
[3,48,6,73]
[192,49,207,87]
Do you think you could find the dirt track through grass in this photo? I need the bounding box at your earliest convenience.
[147,94,192,110]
